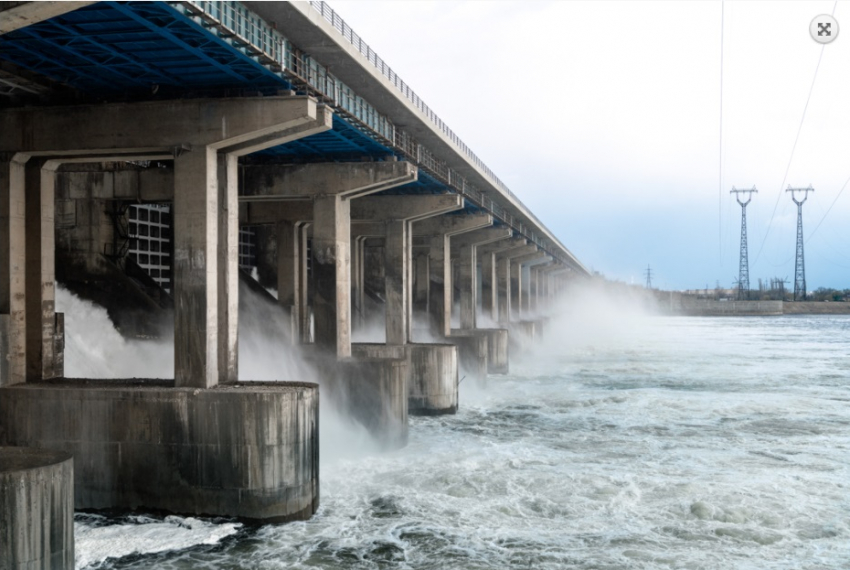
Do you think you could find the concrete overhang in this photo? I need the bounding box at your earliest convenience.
[243,1,588,276]
[0,1,95,35]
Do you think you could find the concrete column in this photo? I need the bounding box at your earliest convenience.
[497,255,511,325]
[510,259,522,321]
[481,251,497,323]
[217,153,238,383]
[412,250,430,315]
[299,223,311,343]
[0,154,26,386]
[351,232,361,329]
[277,220,301,343]
[458,243,477,329]
[312,195,351,357]
[385,220,409,345]
[428,234,451,338]
[513,254,551,317]
[173,147,220,388]
[355,236,366,329]
[25,160,62,381]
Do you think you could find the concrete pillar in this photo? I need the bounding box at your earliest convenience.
[511,253,551,319]
[299,223,311,343]
[458,243,477,329]
[385,220,409,345]
[428,234,451,338]
[0,154,26,386]
[312,195,351,357]
[494,244,537,324]
[276,220,301,342]
[510,257,522,321]
[412,250,429,315]
[497,255,511,325]
[355,236,366,329]
[481,251,497,323]
[173,147,221,387]
[25,160,61,381]
[449,227,512,330]
[217,153,238,382]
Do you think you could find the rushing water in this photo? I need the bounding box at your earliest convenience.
[70,297,850,569]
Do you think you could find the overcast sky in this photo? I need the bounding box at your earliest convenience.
[328,0,850,291]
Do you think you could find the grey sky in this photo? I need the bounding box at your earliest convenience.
[331,1,850,290]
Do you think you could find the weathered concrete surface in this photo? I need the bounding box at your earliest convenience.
[353,343,458,416]
[449,330,488,387]
[673,299,783,316]
[0,2,95,34]
[481,328,509,374]
[0,380,319,522]
[0,446,74,570]
[510,320,538,354]
[327,355,408,449]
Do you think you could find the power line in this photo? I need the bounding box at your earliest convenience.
[752,47,825,268]
[718,0,725,265]
[806,173,850,244]
[752,0,838,268]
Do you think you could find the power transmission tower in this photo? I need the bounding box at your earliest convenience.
[645,265,652,289]
[730,186,757,300]
[786,185,814,301]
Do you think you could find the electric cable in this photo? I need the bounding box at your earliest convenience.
[752,0,837,267]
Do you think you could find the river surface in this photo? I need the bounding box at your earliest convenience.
[69,299,850,569]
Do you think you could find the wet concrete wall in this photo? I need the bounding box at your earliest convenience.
[0,446,74,570]
[0,380,319,522]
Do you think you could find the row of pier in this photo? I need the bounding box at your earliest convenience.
[0,97,574,569]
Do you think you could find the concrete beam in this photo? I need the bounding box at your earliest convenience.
[0,2,95,35]
[240,162,417,200]
[513,251,550,266]
[352,194,462,222]
[242,194,461,224]
[0,97,331,156]
[451,227,513,249]
[478,236,526,256]
[412,213,492,237]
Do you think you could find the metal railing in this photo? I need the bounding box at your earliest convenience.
[172,0,576,267]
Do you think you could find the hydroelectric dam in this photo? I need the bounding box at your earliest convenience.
[0,2,587,566]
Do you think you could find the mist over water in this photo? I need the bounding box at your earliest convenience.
[59,284,850,569]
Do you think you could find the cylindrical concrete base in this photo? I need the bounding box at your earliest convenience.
[336,354,409,449]
[449,330,488,387]
[353,342,457,416]
[0,447,74,570]
[510,321,538,354]
[481,328,509,375]
[406,343,457,415]
[0,380,318,522]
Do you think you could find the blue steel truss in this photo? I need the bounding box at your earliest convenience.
[0,2,396,162]
[0,1,528,254]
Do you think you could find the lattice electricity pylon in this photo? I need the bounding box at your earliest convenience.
[730,186,757,300]
[645,265,653,289]
[786,185,814,301]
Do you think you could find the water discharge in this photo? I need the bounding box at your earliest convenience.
[57,285,850,569]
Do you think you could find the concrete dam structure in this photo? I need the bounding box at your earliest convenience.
[0,1,587,566]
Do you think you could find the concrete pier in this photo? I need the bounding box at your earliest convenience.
[319,354,409,449]
[0,447,74,570]
[353,343,458,415]
[0,380,319,522]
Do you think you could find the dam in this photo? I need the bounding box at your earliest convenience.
[0,1,586,567]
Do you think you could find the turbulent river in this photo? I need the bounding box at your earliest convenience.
[64,289,850,570]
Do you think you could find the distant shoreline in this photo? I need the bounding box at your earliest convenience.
[782,301,850,315]
[662,298,850,316]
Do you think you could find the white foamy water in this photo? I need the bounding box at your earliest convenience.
[68,290,850,569]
